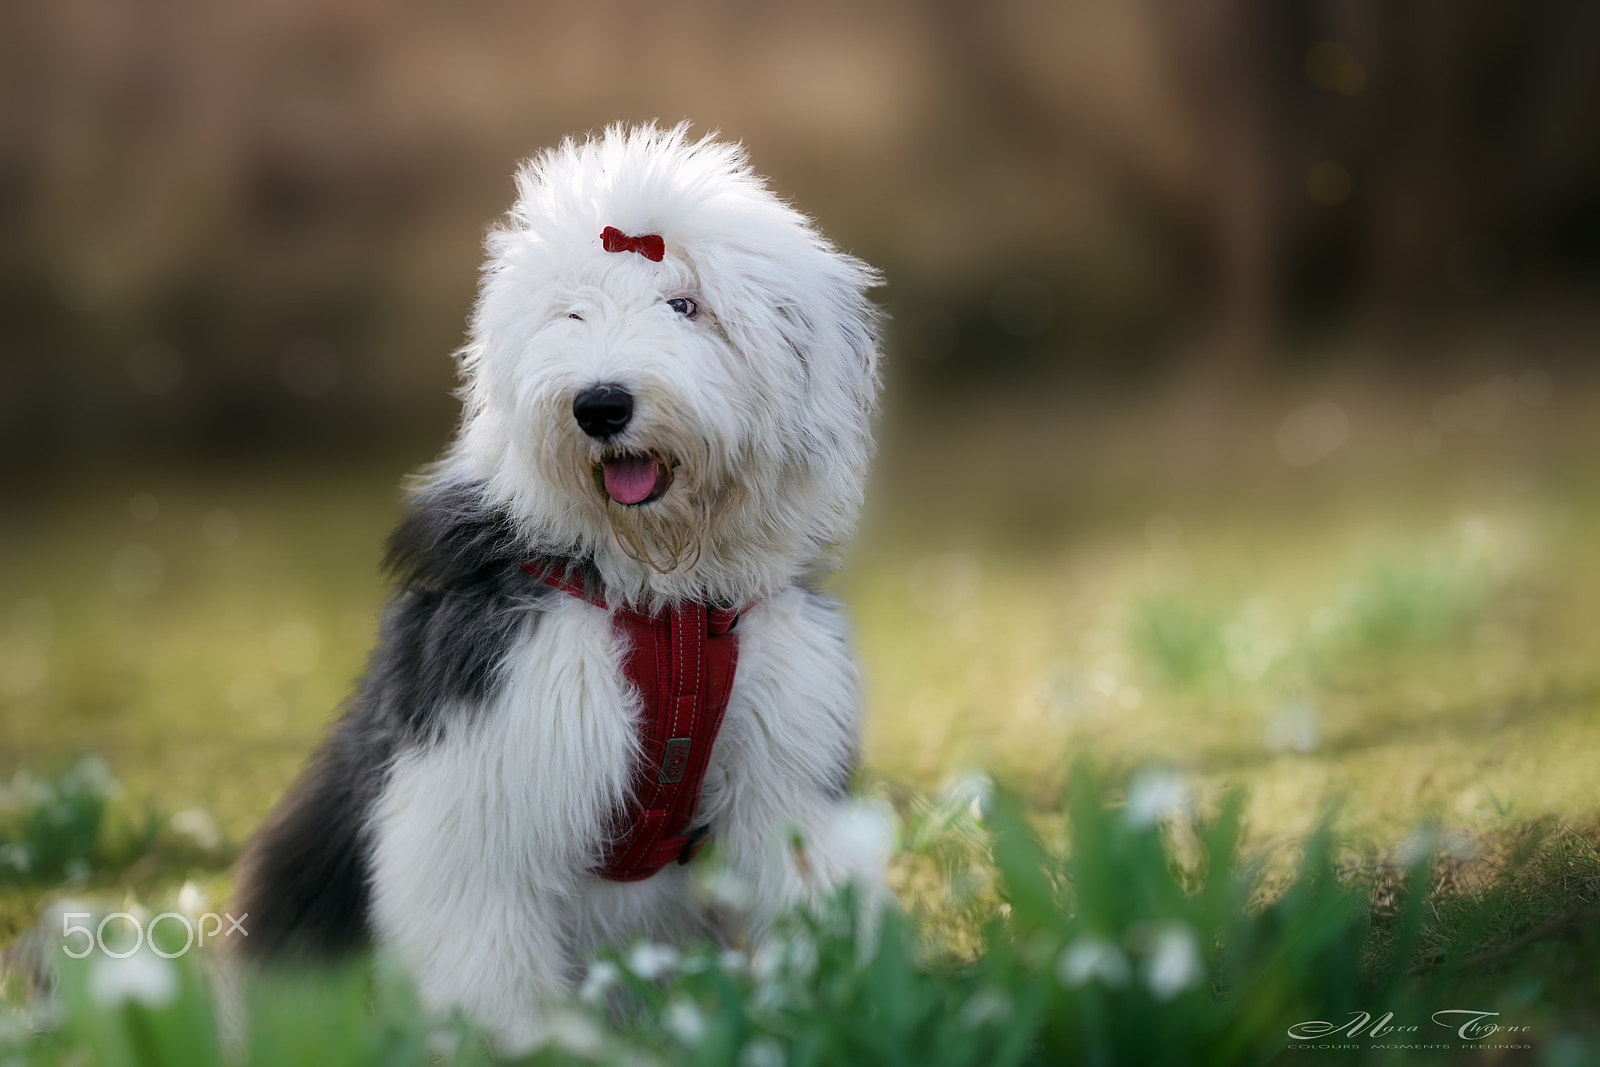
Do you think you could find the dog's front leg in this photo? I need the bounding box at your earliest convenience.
[367,749,580,1051]
[708,590,892,939]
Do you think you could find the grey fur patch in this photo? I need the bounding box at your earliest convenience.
[231,707,392,960]
[234,479,584,960]
[375,481,560,741]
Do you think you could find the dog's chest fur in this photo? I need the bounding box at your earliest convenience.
[372,595,641,893]
[362,574,860,997]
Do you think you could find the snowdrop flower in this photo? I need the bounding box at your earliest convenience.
[0,1007,29,1048]
[787,930,818,979]
[830,799,895,876]
[1124,768,1193,829]
[664,997,706,1044]
[751,939,786,984]
[543,1009,604,1058]
[958,987,1013,1029]
[740,1037,785,1067]
[1395,827,1440,870]
[1266,700,1320,754]
[1142,922,1203,1001]
[626,942,680,981]
[170,809,222,851]
[577,960,620,1006]
[1056,933,1131,988]
[0,843,32,875]
[87,950,179,1010]
[696,864,755,910]
[176,881,207,919]
[426,1027,462,1059]
[72,757,119,798]
[940,771,994,823]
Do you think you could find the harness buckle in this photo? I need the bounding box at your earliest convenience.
[677,824,712,864]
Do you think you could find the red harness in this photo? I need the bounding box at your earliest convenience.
[522,562,742,881]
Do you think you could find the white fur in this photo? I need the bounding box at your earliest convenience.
[367,124,885,1045]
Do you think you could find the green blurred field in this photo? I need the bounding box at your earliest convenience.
[854,385,1600,849]
[3,381,1599,943]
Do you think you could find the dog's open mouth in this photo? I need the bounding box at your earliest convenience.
[597,453,674,506]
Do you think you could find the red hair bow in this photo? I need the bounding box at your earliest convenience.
[601,226,665,262]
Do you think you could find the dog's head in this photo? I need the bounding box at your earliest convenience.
[448,124,882,605]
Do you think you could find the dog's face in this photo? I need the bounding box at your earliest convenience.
[450,125,881,604]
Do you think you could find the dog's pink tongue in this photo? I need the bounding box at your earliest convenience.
[602,456,666,504]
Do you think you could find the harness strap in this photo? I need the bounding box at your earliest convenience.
[522,562,741,881]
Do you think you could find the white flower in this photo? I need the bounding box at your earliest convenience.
[170,809,222,851]
[626,942,680,981]
[939,772,994,822]
[543,1009,604,1058]
[785,931,818,979]
[1266,700,1320,754]
[751,940,786,984]
[739,1037,785,1067]
[577,960,620,1006]
[958,987,1013,1029]
[1056,934,1130,989]
[1395,827,1439,870]
[426,1027,462,1059]
[1123,768,1193,829]
[664,998,706,1044]
[87,950,179,1010]
[829,800,895,876]
[71,757,118,798]
[176,881,207,918]
[1142,923,1203,1001]
[696,864,755,910]
[0,843,32,874]
[717,948,750,975]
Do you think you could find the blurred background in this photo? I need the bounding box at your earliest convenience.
[5,0,1599,460]
[3,0,1600,917]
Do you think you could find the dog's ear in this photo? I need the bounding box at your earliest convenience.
[824,258,885,386]
[696,236,882,563]
[795,255,883,383]
[699,237,882,411]
[785,248,882,449]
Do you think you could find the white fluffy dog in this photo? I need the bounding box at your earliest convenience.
[234,124,885,1044]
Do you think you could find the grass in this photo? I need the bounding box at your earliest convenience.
[5,762,1599,1065]
[3,382,1600,1061]
[849,389,1600,845]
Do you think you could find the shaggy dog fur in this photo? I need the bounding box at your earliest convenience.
[232,124,885,1045]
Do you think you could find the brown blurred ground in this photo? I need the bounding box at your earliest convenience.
[2,0,1599,474]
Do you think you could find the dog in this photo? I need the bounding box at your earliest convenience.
[232,123,886,1045]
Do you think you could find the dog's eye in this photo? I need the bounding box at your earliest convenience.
[567,312,583,321]
[666,297,697,318]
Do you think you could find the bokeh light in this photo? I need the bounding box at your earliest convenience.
[1304,42,1367,97]
[109,544,164,600]
[1307,162,1352,207]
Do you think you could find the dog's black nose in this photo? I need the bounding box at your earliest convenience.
[572,384,634,439]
